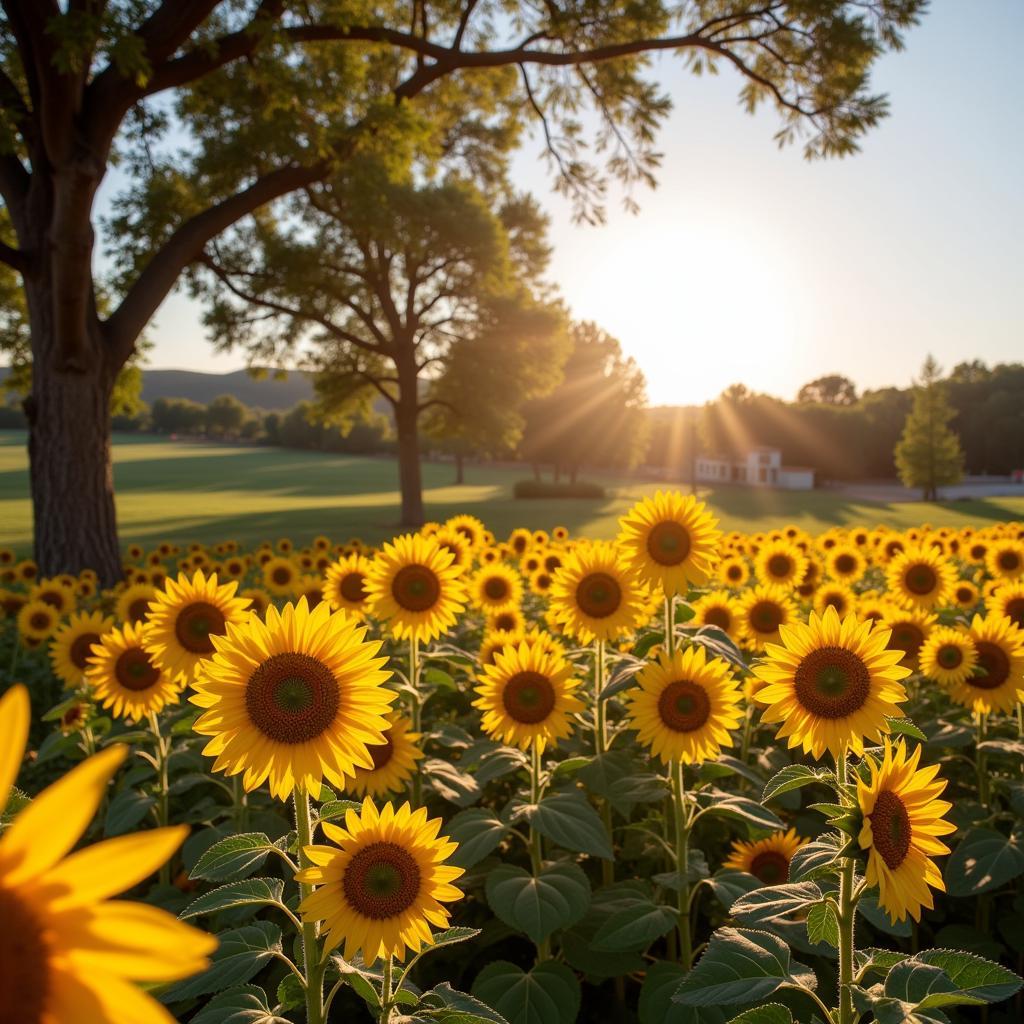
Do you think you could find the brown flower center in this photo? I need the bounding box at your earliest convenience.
[127,597,151,623]
[272,566,293,586]
[391,565,441,612]
[956,586,975,605]
[703,607,731,631]
[245,652,340,743]
[484,576,510,602]
[575,572,622,619]
[936,644,964,670]
[339,572,367,604]
[748,600,783,635]
[822,591,848,614]
[69,632,100,671]
[646,521,691,567]
[1004,597,1024,628]
[834,554,857,575]
[28,612,52,632]
[748,850,790,885]
[38,590,64,610]
[174,601,226,655]
[890,623,924,663]
[502,671,556,724]
[998,550,1021,572]
[114,647,161,691]
[727,564,743,581]
[869,790,911,870]
[0,886,51,1024]
[905,564,938,596]
[766,554,793,579]
[793,647,871,719]
[970,641,1010,690]
[343,841,422,920]
[657,680,711,732]
[368,734,394,770]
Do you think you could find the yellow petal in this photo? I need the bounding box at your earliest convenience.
[0,683,29,812]
[49,963,179,1024]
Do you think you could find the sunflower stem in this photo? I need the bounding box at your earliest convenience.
[379,955,394,1023]
[976,711,990,805]
[148,712,171,887]
[232,773,249,832]
[529,743,552,961]
[672,759,693,970]
[409,636,422,807]
[293,785,326,1024]
[665,595,675,657]
[593,640,615,888]
[835,749,857,1024]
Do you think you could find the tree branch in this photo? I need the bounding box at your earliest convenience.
[0,238,27,272]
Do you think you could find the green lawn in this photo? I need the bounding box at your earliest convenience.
[2,430,1023,552]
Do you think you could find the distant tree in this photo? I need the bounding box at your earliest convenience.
[205,394,248,438]
[949,360,990,384]
[150,397,206,435]
[797,374,858,406]
[895,356,964,500]
[520,322,648,481]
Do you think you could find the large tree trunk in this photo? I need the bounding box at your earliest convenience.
[394,396,424,527]
[23,275,122,585]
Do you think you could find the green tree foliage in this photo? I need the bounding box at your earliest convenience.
[204,393,248,438]
[520,321,649,481]
[895,355,965,500]
[797,374,858,406]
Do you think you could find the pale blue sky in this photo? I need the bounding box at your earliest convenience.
[131,0,1024,406]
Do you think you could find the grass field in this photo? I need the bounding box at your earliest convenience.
[2,430,1023,552]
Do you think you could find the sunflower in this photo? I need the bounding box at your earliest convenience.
[549,541,645,644]
[17,599,59,641]
[826,545,867,583]
[723,828,808,885]
[617,490,721,594]
[942,614,1024,714]
[240,587,273,617]
[880,603,937,671]
[753,607,910,760]
[295,574,325,609]
[324,553,373,615]
[717,555,750,590]
[981,586,1023,640]
[625,645,743,764]
[952,579,981,611]
[49,610,115,688]
[857,738,955,923]
[468,563,523,614]
[986,539,1024,580]
[0,686,216,1024]
[813,582,857,620]
[115,581,157,625]
[445,514,487,551]
[296,797,464,964]
[553,526,570,542]
[191,599,395,800]
[16,559,38,582]
[508,528,534,556]
[692,590,742,640]
[478,629,524,669]
[736,584,798,652]
[487,605,526,635]
[754,540,809,589]
[364,534,468,644]
[263,556,300,596]
[29,577,77,616]
[145,570,251,684]
[885,546,957,611]
[473,640,583,752]
[529,568,555,596]
[346,714,424,798]
[919,626,978,687]
[433,527,474,573]
[86,621,182,720]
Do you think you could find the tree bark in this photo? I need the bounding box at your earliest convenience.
[394,345,424,526]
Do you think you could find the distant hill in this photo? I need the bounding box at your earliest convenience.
[141,368,316,410]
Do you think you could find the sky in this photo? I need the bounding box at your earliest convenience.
[127,1,1024,408]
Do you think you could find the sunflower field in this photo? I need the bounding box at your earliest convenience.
[4,494,1024,1024]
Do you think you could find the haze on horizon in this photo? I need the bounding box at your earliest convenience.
[135,1,1023,408]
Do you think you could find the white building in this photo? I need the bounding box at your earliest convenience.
[695,447,815,491]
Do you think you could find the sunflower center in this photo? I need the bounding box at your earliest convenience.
[28,612,51,632]
[657,680,711,732]
[767,554,792,579]
[970,641,1010,690]
[891,624,924,662]
[69,632,100,671]
[646,521,692,566]
[727,565,743,581]
[834,554,856,575]
[484,577,510,602]
[340,572,367,603]
[703,607,731,631]
[272,566,292,585]
[493,612,518,632]
[749,600,783,634]
[174,601,226,654]
[391,565,441,612]
[0,886,51,1024]
[793,647,871,719]
[343,842,422,920]
[823,592,847,613]
[368,735,395,770]
[245,653,340,743]
[748,850,790,885]
[956,586,975,604]
[38,590,64,610]
[114,648,161,691]
[1005,597,1024,628]
[905,565,938,595]
[576,572,622,619]
[127,597,151,623]
[937,644,964,670]
[998,550,1021,572]
[502,671,557,724]
[869,790,912,870]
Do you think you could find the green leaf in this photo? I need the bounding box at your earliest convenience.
[472,961,581,1024]
[788,834,844,883]
[446,808,509,868]
[806,902,839,948]
[423,758,482,807]
[550,756,592,779]
[706,869,763,910]
[104,788,155,836]
[424,667,457,691]
[725,1007,794,1024]
[599,660,646,700]
[592,896,677,952]
[885,717,927,742]
[855,948,909,978]
[673,927,794,1006]
[190,833,278,882]
[639,961,730,1024]
[730,883,822,923]
[857,894,912,938]
[945,827,1024,897]
[189,985,291,1024]
[528,793,614,859]
[910,949,1023,1004]
[417,983,510,1024]
[474,747,529,786]
[702,792,784,832]
[318,799,361,823]
[181,878,286,920]
[162,922,282,1002]
[761,765,826,803]
[485,863,591,944]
